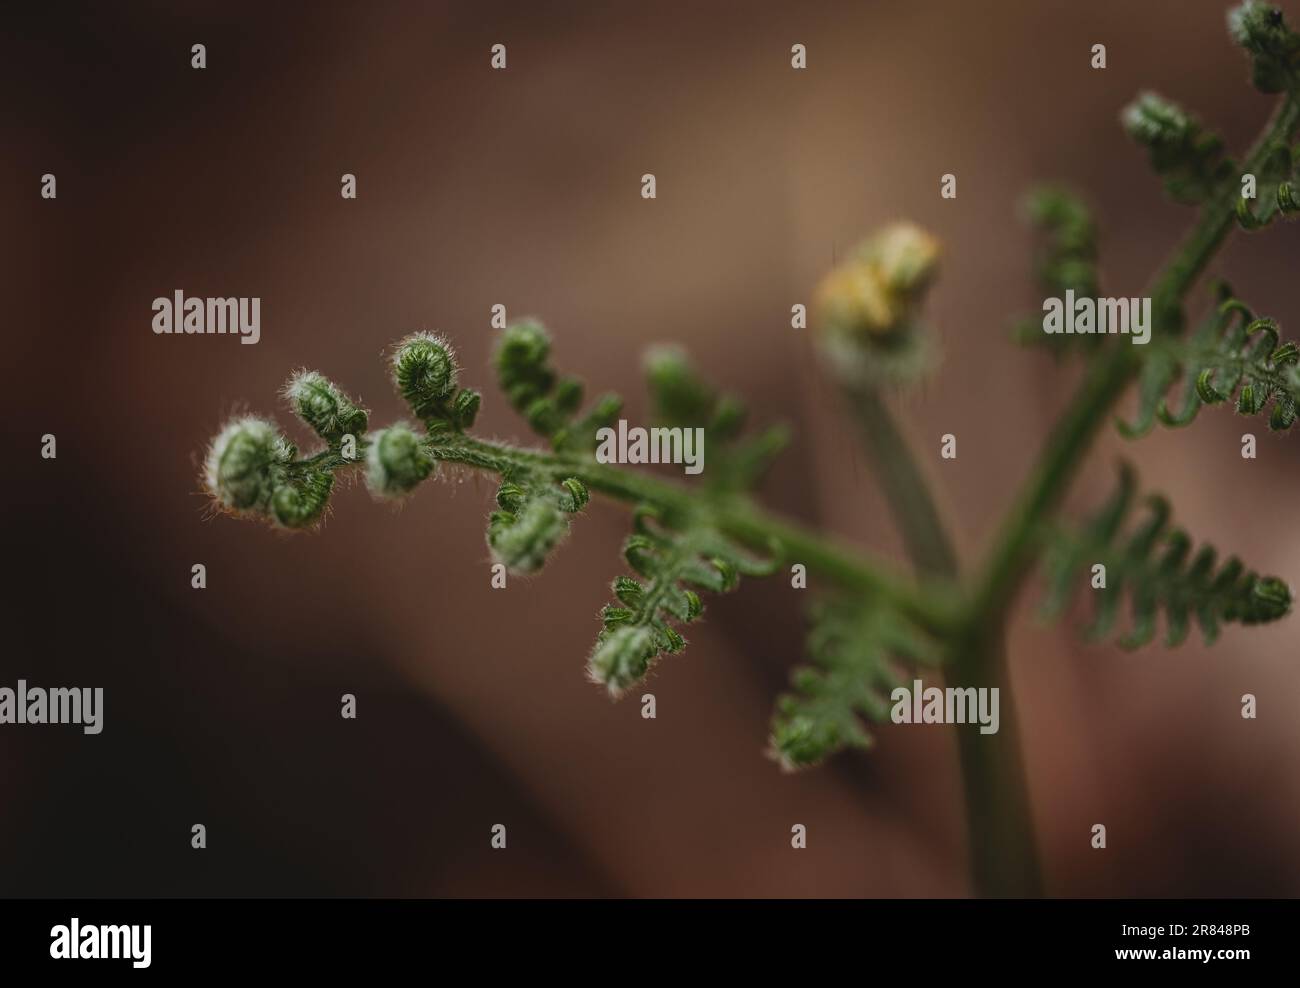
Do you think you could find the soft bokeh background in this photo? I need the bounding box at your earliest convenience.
[5,0,1299,896]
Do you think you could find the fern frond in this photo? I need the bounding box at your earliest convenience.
[495,319,622,451]
[1122,92,1235,204]
[1229,0,1300,93]
[1024,185,1100,298]
[588,505,776,694]
[644,346,789,492]
[768,597,939,769]
[1041,463,1291,647]
[1120,290,1300,436]
[1013,186,1099,349]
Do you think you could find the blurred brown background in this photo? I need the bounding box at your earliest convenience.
[4,0,1299,897]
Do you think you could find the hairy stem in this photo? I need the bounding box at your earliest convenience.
[303,433,962,636]
[842,382,961,578]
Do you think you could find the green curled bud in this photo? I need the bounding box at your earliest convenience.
[665,587,703,622]
[645,345,715,426]
[1278,181,1300,213]
[623,534,659,577]
[612,575,645,607]
[587,625,656,696]
[491,319,553,413]
[768,702,862,770]
[452,388,481,429]
[559,477,589,512]
[1242,575,1293,622]
[710,396,747,440]
[1120,91,1232,204]
[554,377,584,415]
[366,422,435,498]
[393,333,458,419]
[205,416,294,513]
[495,482,527,512]
[1229,1,1300,92]
[600,605,635,630]
[657,626,686,654]
[284,370,368,444]
[1023,186,1098,297]
[487,496,569,573]
[271,469,334,528]
[1270,399,1296,430]
[525,396,563,436]
[585,394,623,431]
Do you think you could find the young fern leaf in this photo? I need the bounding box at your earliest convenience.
[588,505,776,695]
[585,350,793,694]
[205,367,374,529]
[1024,186,1100,298]
[392,332,481,433]
[1229,0,1300,93]
[1013,186,1100,349]
[1041,463,1292,648]
[487,474,588,574]
[1121,92,1235,205]
[1120,290,1300,436]
[769,598,939,769]
[644,346,789,492]
[495,319,621,451]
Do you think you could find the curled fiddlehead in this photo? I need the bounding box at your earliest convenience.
[1121,92,1235,205]
[206,366,372,529]
[392,332,481,432]
[1228,4,1300,223]
[1230,0,1300,93]
[1235,142,1300,228]
[1120,288,1300,436]
[1012,186,1100,349]
[1023,186,1099,299]
[588,505,776,695]
[643,345,789,493]
[1041,463,1292,648]
[495,319,621,451]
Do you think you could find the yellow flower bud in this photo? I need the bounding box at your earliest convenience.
[814,260,898,340]
[815,222,940,342]
[866,222,941,298]
[813,222,941,383]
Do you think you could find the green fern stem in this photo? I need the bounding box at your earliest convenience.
[293,432,961,636]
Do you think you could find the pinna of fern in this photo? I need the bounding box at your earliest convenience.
[1121,287,1300,435]
[768,596,941,769]
[1041,463,1291,649]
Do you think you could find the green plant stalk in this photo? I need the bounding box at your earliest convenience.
[842,382,961,578]
[838,380,1043,896]
[298,434,962,635]
[948,627,1041,897]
